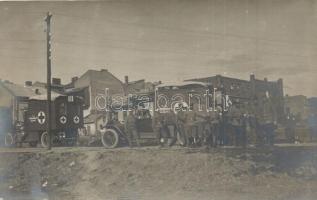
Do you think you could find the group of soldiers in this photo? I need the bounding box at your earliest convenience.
[123,99,278,148]
[152,104,277,148]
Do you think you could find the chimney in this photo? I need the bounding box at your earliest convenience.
[35,88,40,95]
[264,77,268,82]
[277,78,283,86]
[52,78,61,85]
[277,78,284,96]
[124,76,129,84]
[101,69,108,72]
[71,76,78,83]
[250,74,255,81]
[250,74,256,98]
[25,81,32,87]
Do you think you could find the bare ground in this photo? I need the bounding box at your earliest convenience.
[0,146,317,200]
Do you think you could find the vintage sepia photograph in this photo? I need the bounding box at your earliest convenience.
[0,0,317,199]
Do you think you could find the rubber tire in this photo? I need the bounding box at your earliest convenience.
[101,129,119,149]
[4,133,14,147]
[40,132,49,148]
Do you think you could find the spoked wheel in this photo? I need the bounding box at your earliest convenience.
[101,129,119,149]
[40,132,49,148]
[4,133,14,147]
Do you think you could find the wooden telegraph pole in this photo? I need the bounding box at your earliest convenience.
[45,12,52,150]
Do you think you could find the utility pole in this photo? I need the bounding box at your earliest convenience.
[45,12,52,150]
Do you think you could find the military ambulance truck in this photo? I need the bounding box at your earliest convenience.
[4,94,83,147]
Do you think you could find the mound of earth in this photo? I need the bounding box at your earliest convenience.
[0,146,317,200]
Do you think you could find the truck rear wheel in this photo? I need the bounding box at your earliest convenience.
[4,133,14,147]
[40,132,49,148]
[101,129,119,148]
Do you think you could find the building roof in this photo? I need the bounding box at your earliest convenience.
[84,113,104,124]
[186,75,249,83]
[0,81,36,97]
[64,86,88,94]
[80,69,123,84]
[29,92,63,101]
[156,81,209,88]
[0,80,64,100]
[128,79,145,85]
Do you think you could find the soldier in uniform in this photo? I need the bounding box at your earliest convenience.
[228,104,244,146]
[285,112,296,143]
[125,110,140,147]
[176,103,188,146]
[153,110,164,146]
[165,110,177,146]
[246,101,258,146]
[218,109,227,146]
[198,110,220,147]
[210,110,220,147]
[308,113,317,142]
[190,103,203,146]
[256,92,277,146]
[183,103,198,146]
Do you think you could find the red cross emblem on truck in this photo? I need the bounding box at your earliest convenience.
[37,111,46,125]
[73,115,80,124]
[60,116,67,124]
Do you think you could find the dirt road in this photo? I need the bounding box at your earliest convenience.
[0,145,317,200]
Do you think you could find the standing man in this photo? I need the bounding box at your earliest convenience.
[153,110,164,146]
[176,103,188,146]
[257,92,277,146]
[125,110,140,147]
[199,109,221,147]
[218,109,227,146]
[228,104,243,146]
[209,110,220,147]
[247,101,258,146]
[165,110,177,146]
[285,112,296,143]
[308,113,317,142]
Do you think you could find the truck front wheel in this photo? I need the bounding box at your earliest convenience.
[40,132,49,148]
[101,129,119,149]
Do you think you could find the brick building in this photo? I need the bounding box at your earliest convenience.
[187,74,284,122]
[284,96,317,121]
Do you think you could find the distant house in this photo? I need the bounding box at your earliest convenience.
[0,80,59,123]
[125,79,146,94]
[0,80,35,108]
[32,78,64,93]
[0,80,38,127]
[65,69,125,117]
[123,76,155,94]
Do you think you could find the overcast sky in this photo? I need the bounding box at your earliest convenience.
[0,0,316,96]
